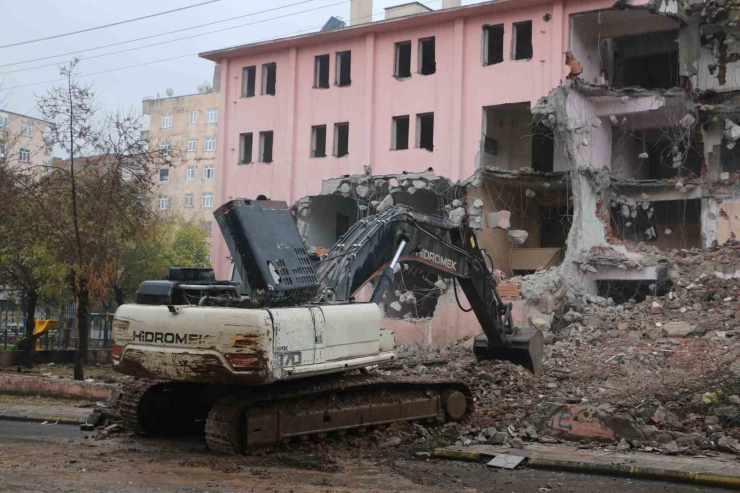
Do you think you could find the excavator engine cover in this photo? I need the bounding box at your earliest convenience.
[214,199,319,306]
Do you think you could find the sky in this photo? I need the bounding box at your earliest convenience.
[0,0,481,125]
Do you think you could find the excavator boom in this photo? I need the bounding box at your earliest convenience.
[315,205,543,375]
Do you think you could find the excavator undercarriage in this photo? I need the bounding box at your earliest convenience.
[112,198,541,454]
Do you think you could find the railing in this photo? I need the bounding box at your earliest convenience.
[1,313,115,351]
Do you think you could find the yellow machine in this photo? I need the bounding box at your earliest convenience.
[10,319,59,350]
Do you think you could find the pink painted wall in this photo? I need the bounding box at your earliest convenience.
[209,0,635,279]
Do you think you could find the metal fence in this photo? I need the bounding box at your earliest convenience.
[1,312,115,351]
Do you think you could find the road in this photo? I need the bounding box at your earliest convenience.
[0,420,728,493]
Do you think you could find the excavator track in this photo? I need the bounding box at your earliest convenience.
[119,379,223,435]
[205,374,473,454]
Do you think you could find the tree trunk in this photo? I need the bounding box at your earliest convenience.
[113,284,125,309]
[22,289,38,366]
[73,277,89,381]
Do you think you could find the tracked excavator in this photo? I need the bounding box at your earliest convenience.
[112,198,543,454]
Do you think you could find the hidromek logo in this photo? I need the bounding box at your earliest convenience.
[415,249,457,271]
[132,331,204,344]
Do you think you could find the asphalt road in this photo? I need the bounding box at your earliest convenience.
[0,420,731,493]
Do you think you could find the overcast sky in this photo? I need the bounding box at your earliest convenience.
[1,0,481,124]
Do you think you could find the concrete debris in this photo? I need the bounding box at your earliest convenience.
[724,119,740,146]
[486,454,527,469]
[389,301,402,312]
[507,230,529,245]
[448,207,466,226]
[488,210,512,230]
[679,114,696,129]
[609,115,619,126]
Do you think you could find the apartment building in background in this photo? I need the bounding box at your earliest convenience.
[142,87,220,248]
[0,110,53,171]
[198,0,740,346]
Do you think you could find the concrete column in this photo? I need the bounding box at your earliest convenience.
[362,33,376,173]
[286,46,299,203]
[350,0,373,25]
[551,0,565,88]
[451,17,465,180]
[214,56,230,278]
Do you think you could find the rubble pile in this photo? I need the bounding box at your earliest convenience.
[377,239,740,456]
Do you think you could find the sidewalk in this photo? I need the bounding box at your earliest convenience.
[433,443,740,489]
[0,394,91,425]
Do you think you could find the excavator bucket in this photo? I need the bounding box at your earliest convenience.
[472,329,544,376]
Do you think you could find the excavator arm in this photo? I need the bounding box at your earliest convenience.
[315,205,543,375]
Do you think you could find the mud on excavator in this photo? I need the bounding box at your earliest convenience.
[112,198,543,454]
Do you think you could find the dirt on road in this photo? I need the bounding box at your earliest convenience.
[0,420,727,493]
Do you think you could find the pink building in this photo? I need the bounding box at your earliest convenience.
[199,0,736,345]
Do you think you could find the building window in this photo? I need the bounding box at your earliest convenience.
[418,37,436,75]
[333,122,349,157]
[483,24,504,65]
[239,133,253,164]
[0,113,8,130]
[19,148,30,162]
[392,115,409,150]
[314,54,330,89]
[311,125,327,158]
[161,114,172,129]
[189,111,198,124]
[184,194,194,208]
[336,51,351,86]
[416,113,434,152]
[186,166,195,180]
[203,165,214,180]
[202,192,214,208]
[395,41,412,78]
[157,196,169,210]
[202,220,212,237]
[187,138,197,152]
[513,20,533,60]
[20,121,33,137]
[259,131,273,163]
[206,108,218,124]
[160,140,170,156]
[204,136,216,152]
[43,155,52,167]
[242,65,256,97]
[0,143,6,158]
[262,62,276,95]
[159,168,169,182]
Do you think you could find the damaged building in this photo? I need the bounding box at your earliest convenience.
[199,0,740,346]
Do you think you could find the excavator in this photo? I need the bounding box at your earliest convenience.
[112,198,543,454]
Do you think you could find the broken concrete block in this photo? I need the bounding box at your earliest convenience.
[620,95,629,104]
[524,189,535,198]
[725,119,740,142]
[609,115,619,126]
[434,279,447,291]
[448,207,466,226]
[507,230,528,245]
[663,321,694,337]
[412,179,427,190]
[487,454,526,469]
[528,310,553,331]
[355,185,370,198]
[679,114,696,128]
[377,194,394,213]
[407,187,417,195]
[390,301,402,312]
[487,210,511,230]
[452,199,462,207]
[591,117,602,128]
[638,152,649,159]
[339,182,351,194]
[473,198,484,208]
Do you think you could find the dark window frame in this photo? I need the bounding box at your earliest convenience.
[314,54,330,89]
[311,125,327,158]
[242,66,256,97]
[416,113,434,152]
[394,40,412,78]
[512,20,533,61]
[392,115,410,151]
[336,50,352,87]
[334,122,349,157]
[482,24,504,66]
[262,62,277,95]
[259,131,274,163]
[239,132,253,164]
[418,37,436,75]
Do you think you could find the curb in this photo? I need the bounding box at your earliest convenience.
[0,410,86,425]
[0,374,115,401]
[431,449,740,490]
